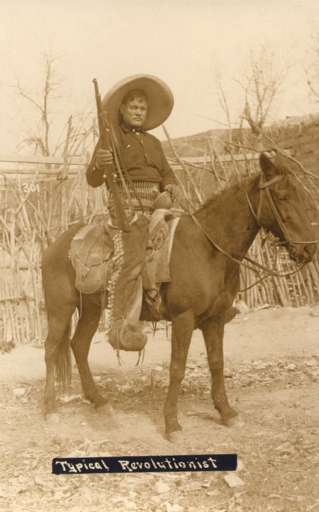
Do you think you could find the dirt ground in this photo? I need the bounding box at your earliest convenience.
[0,305,319,512]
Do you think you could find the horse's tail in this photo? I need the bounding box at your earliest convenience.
[54,325,72,392]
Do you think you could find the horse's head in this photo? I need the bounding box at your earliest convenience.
[258,152,317,264]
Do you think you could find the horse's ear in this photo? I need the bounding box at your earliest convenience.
[259,152,278,179]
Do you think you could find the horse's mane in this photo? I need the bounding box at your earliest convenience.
[195,172,260,215]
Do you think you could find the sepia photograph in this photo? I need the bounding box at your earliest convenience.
[0,1,319,511]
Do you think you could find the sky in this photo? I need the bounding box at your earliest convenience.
[1,0,319,155]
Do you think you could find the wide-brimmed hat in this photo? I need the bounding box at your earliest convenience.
[102,74,174,131]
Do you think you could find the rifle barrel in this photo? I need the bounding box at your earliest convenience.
[92,78,130,232]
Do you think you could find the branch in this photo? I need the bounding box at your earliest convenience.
[16,81,44,114]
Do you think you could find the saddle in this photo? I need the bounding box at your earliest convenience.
[69,211,181,351]
[69,211,180,296]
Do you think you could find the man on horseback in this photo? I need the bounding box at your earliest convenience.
[86,75,179,351]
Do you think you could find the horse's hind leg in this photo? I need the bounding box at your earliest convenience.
[71,298,106,408]
[201,317,237,424]
[164,310,194,437]
[44,306,74,415]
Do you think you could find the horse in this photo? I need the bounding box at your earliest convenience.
[42,152,316,438]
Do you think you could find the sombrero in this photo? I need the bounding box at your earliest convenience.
[102,74,174,131]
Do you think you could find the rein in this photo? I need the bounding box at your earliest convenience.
[191,173,309,292]
[191,212,305,281]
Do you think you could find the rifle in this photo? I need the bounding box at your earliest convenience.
[93,78,130,232]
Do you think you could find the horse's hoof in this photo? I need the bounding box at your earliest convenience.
[43,401,57,417]
[223,416,244,428]
[165,430,183,443]
[165,420,183,438]
[221,407,239,426]
[91,395,108,408]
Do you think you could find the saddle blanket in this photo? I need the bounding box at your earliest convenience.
[69,211,180,296]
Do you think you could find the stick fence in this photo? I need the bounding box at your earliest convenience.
[0,148,318,346]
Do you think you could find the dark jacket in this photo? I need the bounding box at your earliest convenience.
[86,124,176,191]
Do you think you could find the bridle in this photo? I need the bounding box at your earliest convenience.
[191,172,314,292]
[246,173,319,246]
[246,174,283,228]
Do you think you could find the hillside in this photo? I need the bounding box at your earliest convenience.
[163,113,319,174]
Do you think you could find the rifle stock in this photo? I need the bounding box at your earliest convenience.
[93,79,130,232]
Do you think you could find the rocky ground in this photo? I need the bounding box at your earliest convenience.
[0,305,319,512]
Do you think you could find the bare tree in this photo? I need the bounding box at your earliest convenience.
[15,53,96,160]
[16,53,61,156]
[211,47,289,155]
[238,46,289,137]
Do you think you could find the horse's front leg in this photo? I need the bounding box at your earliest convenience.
[164,310,194,437]
[201,317,237,424]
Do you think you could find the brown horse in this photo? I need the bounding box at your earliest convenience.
[42,152,316,438]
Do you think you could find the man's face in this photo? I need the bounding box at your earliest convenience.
[120,96,148,129]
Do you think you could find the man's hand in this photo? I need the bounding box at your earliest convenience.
[164,184,179,201]
[95,148,114,170]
